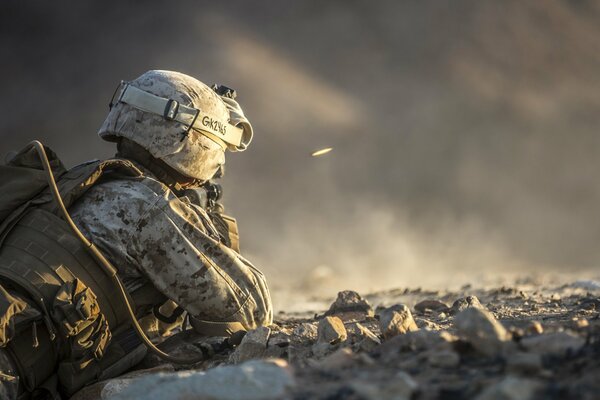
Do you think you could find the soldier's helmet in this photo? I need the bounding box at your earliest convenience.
[99,70,253,181]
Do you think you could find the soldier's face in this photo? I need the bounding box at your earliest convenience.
[196,144,225,183]
[162,131,226,183]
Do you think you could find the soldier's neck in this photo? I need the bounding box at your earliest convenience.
[115,139,191,194]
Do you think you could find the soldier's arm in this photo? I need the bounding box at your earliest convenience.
[127,192,273,331]
[71,178,272,332]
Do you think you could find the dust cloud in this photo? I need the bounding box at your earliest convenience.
[1,1,600,306]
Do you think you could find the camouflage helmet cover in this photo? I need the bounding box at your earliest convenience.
[98,70,253,181]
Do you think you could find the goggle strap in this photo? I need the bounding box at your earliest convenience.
[116,83,243,148]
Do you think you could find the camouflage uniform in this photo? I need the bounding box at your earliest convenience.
[69,165,272,331]
[0,71,266,399]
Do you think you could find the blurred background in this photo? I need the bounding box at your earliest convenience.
[1,1,599,308]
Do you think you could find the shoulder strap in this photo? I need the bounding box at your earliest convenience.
[38,158,143,214]
[0,144,66,226]
[0,156,143,246]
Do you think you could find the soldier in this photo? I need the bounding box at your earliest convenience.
[0,70,272,399]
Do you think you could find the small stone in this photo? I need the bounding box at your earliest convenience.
[374,330,456,363]
[415,317,443,331]
[293,322,319,340]
[311,342,334,358]
[475,376,541,400]
[268,332,291,348]
[358,337,380,353]
[263,345,287,359]
[112,359,294,400]
[71,365,175,400]
[286,343,311,364]
[230,326,271,364]
[427,349,460,368]
[520,332,585,357]
[379,304,419,339]
[317,347,356,370]
[414,299,450,313]
[350,371,418,400]
[525,321,543,335]
[325,290,374,318]
[317,316,348,345]
[506,352,543,373]
[354,323,381,352]
[570,318,589,329]
[439,330,459,343]
[450,296,485,314]
[355,323,380,341]
[508,326,525,339]
[454,307,511,357]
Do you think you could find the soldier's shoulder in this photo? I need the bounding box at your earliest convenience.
[80,169,169,205]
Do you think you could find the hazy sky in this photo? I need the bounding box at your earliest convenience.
[1,1,599,294]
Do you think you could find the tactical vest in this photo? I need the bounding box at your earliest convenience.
[0,146,154,398]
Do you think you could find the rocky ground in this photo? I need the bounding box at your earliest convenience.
[71,278,600,400]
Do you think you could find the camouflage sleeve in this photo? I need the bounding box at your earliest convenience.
[70,178,272,330]
[126,186,273,330]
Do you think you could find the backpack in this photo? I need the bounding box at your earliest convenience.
[0,143,147,398]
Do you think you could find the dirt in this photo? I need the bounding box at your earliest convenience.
[72,278,600,400]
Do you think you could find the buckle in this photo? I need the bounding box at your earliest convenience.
[109,81,128,110]
[164,99,179,120]
[211,84,237,99]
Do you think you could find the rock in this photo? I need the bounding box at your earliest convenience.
[324,290,374,318]
[571,280,600,291]
[570,318,589,329]
[450,296,485,314]
[414,299,450,313]
[508,326,525,340]
[70,365,175,400]
[293,322,318,340]
[454,307,511,357]
[268,332,291,348]
[394,330,456,351]
[520,332,585,357]
[112,359,294,400]
[475,376,541,400]
[312,316,347,358]
[317,316,348,345]
[358,337,380,353]
[354,323,381,352]
[350,371,418,400]
[230,326,271,364]
[525,321,544,335]
[438,330,458,342]
[427,349,460,368]
[311,342,334,358]
[265,330,291,358]
[374,330,456,363]
[415,317,443,331]
[379,304,419,339]
[264,345,287,359]
[355,322,378,338]
[505,352,543,373]
[317,347,356,370]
